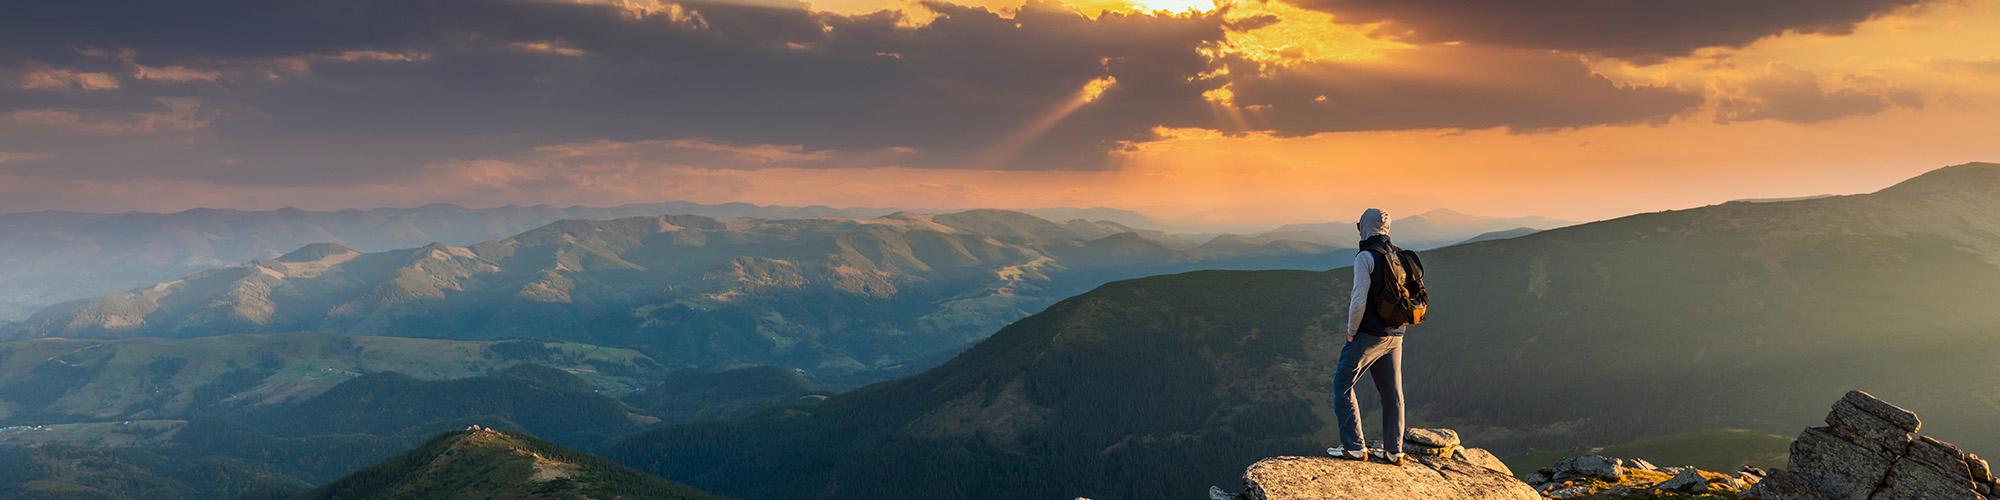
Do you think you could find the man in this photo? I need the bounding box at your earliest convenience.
[1329,208,1412,465]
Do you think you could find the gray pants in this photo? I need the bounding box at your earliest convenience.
[1333,333,1404,454]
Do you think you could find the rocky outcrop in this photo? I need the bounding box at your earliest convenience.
[1230,456,1538,500]
[1749,390,1996,500]
[1215,428,1535,500]
[1523,454,1762,498]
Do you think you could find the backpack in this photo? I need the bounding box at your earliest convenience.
[1368,244,1429,328]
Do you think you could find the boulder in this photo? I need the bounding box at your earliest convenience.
[1746,468,1825,500]
[1790,426,1898,498]
[1741,465,1770,478]
[1747,390,1994,500]
[1545,485,1591,498]
[1235,456,1538,500]
[1825,390,1918,455]
[1406,428,1460,449]
[1653,467,1710,494]
[1874,436,1980,500]
[1552,455,1625,481]
[1621,457,1660,472]
[1967,453,1992,483]
[1832,390,1921,432]
[1453,447,1512,476]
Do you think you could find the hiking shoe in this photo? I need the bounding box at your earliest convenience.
[1328,447,1368,461]
[1371,450,1405,465]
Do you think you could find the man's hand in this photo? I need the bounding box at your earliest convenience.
[1346,333,1356,342]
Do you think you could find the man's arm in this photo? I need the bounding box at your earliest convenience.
[1345,251,1372,341]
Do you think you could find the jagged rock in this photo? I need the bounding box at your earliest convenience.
[1545,485,1591,498]
[1236,456,1538,500]
[1834,390,1921,432]
[1454,447,1512,476]
[1746,468,1824,500]
[1876,436,1980,500]
[1967,453,1992,483]
[1741,465,1770,478]
[1552,455,1625,481]
[1790,426,1898,498]
[1406,428,1460,449]
[1748,390,1992,500]
[1716,474,1751,491]
[1621,457,1659,472]
[1825,390,1918,455]
[1654,467,1710,494]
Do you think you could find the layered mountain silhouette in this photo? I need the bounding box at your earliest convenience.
[0,201,915,322]
[7,210,1343,379]
[1262,209,1574,249]
[608,163,2000,499]
[300,426,719,500]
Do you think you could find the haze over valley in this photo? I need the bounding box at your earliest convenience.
[6,0,2000,497]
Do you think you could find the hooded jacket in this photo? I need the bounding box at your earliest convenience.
[1346,208,1404,337]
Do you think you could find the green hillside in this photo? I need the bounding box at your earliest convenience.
[0,445,309,500]
[624,366,823,423]
[608,162,2000,499]
[0,334,664,425]
[241,364,660,449]
[299,427,719,500]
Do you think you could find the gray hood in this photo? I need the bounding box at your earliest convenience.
[1358,208,1390,239]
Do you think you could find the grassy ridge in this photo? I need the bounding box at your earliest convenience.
[300,428,719,500]
[0,333,665,425]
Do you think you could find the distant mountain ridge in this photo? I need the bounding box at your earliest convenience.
[0,202,1161,322]
[1263,209,1576,249]
[607,162,2000,499]
[7,209,1345,380]
[0,201,903,322]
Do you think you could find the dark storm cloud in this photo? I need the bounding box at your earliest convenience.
[1289,0,1926,61]
[3,0,1718,186]
[1,0,1231,180]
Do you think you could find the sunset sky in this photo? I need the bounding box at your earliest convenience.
[4,0,1998,230]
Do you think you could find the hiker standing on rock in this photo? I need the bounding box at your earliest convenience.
[1330,208,1429,466]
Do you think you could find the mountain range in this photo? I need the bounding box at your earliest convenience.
[0,202,1167,323]
[1262,209,1575,249]
[606,162,2000,499]
[5,209,1345,381]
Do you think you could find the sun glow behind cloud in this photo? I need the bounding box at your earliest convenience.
[1207,0,1405,69]
[972,75,1119,167]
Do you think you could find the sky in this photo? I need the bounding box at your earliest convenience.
[2,0,1998,230]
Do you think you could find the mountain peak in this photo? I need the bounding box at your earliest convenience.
[1878,161,2000,196]
[299,426,718,500]
[275,242,358,262]
[1413,208,1474,220]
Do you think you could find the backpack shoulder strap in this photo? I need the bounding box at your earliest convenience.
[1397,249,1424,272]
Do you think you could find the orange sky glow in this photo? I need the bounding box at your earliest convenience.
[3,0,1997,231]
